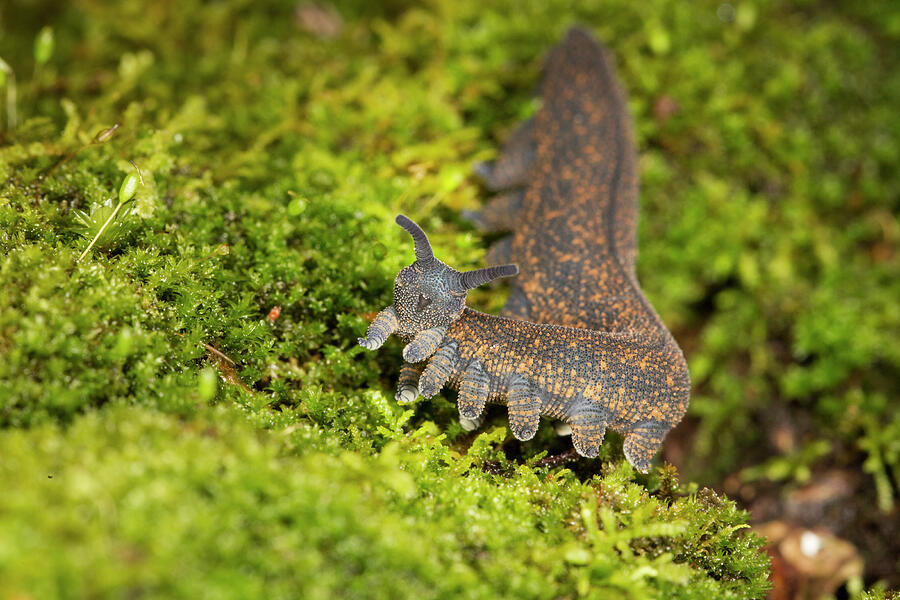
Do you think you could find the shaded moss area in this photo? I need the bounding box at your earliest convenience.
[1,0,898,596]
[0,406,769,598]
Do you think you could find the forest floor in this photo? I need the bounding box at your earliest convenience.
[1,1,898,598]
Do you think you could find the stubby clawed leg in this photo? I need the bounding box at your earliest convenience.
[485,237,513,267]
[402,326,447,363]
[358,306,399,350]
[554,422,572,436]
[464,190,524,233]
[623,420,669,474]
[459,414,484,432]
[458,360,489,420]
[565,395,609,458]
[506,375,542,441]
[396,362,424,404]
[418,343,458,399]
[473,119,535,191]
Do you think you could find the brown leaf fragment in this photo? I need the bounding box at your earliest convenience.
[294,2,343,39]
[207,350,252,393]
[756,520,863,600]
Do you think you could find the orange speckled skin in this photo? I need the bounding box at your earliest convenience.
[360,28,690,473]
[440,310,689,469]
[482,27,655,336]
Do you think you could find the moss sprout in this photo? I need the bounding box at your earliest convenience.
[74,163,143,262]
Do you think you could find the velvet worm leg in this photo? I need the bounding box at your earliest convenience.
[358,306,399,350]
[457,360,489,420]
[402,326,447,363]
[554,422,573,436]
[473,119,535,191]
[418,343,458,399]
[623,419,669,474]
[506,375,542,441]
[458,414,485,432]
[485,236,513,266]
[463,190,524,232]
[565,394,609,458]
[396,361,424,404]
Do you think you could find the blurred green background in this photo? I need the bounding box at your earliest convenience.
[1,0,898,598]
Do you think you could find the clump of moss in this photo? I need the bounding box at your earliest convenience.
[0,405,768,599]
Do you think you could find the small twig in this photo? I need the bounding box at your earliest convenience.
[203,343,236,365]
[172,331,251,393]
[481,459,509,475]
[172,331,236,365]
[207,352,252,393]
[534,448,579,469]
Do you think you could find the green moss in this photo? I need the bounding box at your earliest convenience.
[0,406,768,599]
[1,0,899,595]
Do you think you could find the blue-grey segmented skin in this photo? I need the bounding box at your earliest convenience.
[358,28,691,473]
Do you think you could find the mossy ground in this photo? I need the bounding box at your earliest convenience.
[1,0,898,598]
